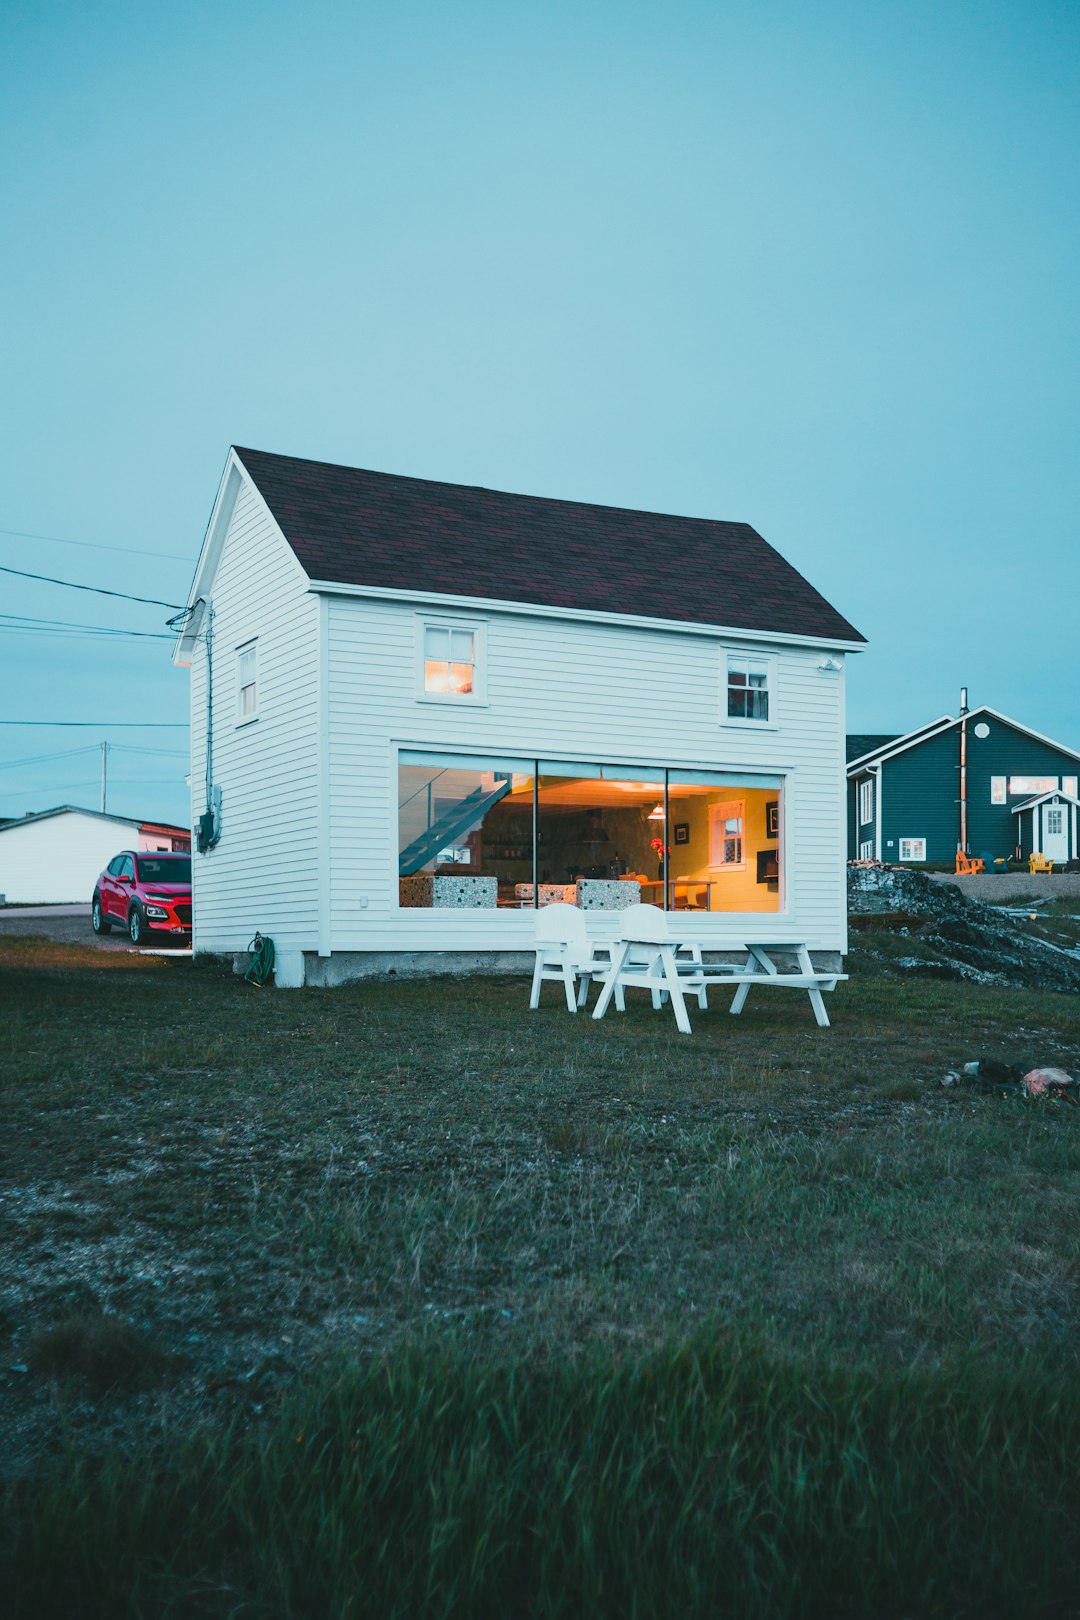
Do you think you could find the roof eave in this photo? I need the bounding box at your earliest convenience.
[304,577,867,652]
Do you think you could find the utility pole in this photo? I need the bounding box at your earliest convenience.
[958,686,969,854]
[100,740,108,813]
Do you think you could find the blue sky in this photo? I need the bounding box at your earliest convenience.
[1,0,1077,826]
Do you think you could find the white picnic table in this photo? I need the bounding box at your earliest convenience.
[589,929,845,1035]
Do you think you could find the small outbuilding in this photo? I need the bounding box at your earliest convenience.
[0,806,190,905]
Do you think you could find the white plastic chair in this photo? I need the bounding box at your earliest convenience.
[528,903,619,1013]
[590,904,707,1035]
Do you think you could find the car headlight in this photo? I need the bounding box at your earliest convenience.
[145,905,169,919]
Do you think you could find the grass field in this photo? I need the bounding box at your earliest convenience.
[2,933,1079,1616]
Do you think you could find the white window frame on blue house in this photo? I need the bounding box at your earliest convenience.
[858,778,873,825]
[898,837,926,861]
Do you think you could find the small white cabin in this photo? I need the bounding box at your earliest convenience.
[174,448,865,986]
[0,806,190,905]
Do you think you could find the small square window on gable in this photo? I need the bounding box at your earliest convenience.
[236,641,258,723]
[420,619,483,701]
[725,654,772,723]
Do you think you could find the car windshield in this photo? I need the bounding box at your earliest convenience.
[137,856,191,885]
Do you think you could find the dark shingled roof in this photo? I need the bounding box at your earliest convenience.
[847,733,899,763]
[234,447,865,644]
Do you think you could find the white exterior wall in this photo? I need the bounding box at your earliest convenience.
[325,596,850,956]
[188,480,320,953]
[0,812,140,904]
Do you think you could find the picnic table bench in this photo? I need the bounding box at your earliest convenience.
[588,909,846,1034]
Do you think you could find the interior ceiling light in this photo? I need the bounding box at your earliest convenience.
[647,803,665,820]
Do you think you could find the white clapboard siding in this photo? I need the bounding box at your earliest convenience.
[188,481,320,953]
[325,596,849,955]
[0,811,142,904]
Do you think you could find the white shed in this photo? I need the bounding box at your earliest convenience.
[175,448,866,985]
[0,807,190,905]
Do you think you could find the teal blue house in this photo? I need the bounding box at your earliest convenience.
[847,705,1080,867]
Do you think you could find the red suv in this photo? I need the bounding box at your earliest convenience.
[92,851,192,945]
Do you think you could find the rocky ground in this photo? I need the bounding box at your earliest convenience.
[848,865,1080,991]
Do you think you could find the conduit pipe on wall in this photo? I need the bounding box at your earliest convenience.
[959,685,969,853]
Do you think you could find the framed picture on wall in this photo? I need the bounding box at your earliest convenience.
[673,821,690,845]
[766,801,779,839]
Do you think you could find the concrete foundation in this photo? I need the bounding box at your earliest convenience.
[231,946,843,988]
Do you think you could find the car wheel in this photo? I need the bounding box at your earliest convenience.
[128,906,145,946]
[92,895,112,935]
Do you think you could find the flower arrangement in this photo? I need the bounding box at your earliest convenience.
[650,836,670,856]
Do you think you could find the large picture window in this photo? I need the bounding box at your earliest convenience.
[398,752,534,909]
[397,751,784,913]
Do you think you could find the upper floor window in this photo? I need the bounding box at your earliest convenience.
[1009,775,1057,796]
[1064,776,1078,799]
[420,619,483,701]
[237,641,258,723]
[858,778,874,825]
[726,655,771,722]
[990,777,1006,805]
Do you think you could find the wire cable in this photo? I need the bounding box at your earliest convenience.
[0,613,173,640]
[0,525,190,562]
[0,720,188,728]
[0,563,185,610]
[0,745,100,772]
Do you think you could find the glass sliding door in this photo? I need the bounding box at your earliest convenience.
[397,750,785,913]
[536,763,667,904]
[398,750,535,908]
[666,771,783,912]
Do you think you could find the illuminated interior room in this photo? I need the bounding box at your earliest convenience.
[398,753,781,912]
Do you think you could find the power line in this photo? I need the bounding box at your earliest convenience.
[0,745,99,772]
[0,619,174,641]
[111,744,189,758]
[4,776,188,793]
[0,563,185,610]
[0,525,190,563]
[0,720,188,728]
[1,612,174,635]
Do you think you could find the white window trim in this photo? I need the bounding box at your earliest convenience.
[1063,776,1078,800]
[721,652,778,730]
[858,840,874,860]
[858,778,873,825]
[898,837,926,861]
[990,776,1006,805]
[415,614,488,706]
[707,799,746,869]
[1008,775,1059,796]
[235,639,258,727]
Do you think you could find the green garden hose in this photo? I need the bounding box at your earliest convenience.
[244,932,276,987]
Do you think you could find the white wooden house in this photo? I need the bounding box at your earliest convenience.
[174,448,865,986]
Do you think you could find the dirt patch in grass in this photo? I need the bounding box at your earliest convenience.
[1,940,1078,1484]
[0,936,171,972]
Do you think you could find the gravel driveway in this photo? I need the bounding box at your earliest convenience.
[0,904,191,954]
